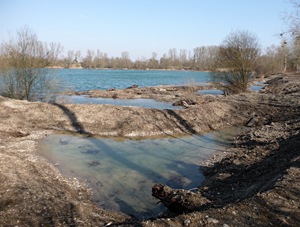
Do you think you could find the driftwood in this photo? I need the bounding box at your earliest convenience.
[172,99,197,108]
[126,84,138,89]
[152,184,211,213]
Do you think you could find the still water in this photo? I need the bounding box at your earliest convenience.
[249,85,264,92]
[56,95,181,109]
[197,89,224,95]
[197,84,264,95]
[54,69,212,91]
[37,127,243,219]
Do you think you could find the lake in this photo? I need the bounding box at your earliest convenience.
[52,69,212,91]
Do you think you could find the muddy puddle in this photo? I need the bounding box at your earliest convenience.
[37,127,244,219]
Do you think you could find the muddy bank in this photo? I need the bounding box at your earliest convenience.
[149,115,300,226]
[146,75,300,226]
[0,74,299,226]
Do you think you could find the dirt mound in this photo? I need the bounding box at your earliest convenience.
[262,74,300,96]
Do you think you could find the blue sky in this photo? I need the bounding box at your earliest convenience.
[0,0,294,59]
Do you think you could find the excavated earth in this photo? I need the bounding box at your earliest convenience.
[0,73,299,226]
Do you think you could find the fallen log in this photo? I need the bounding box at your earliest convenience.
[152,184,211,213]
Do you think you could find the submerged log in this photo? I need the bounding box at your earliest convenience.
[152,184,211,213]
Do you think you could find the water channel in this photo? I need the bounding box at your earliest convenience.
[55,95,181,109]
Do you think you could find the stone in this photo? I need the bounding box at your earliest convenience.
[207,217,219,224]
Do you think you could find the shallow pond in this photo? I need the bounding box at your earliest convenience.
[37,127,244,219]
[56,95,181,109]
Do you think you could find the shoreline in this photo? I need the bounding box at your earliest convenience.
[47,66,211,72]
[0,73,299,226]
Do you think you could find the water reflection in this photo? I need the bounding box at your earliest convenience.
[37,127,243,219]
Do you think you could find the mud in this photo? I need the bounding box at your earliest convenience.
[0,74,299,226]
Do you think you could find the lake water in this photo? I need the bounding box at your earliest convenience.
[53,69,212,91]
[37,127,243,219]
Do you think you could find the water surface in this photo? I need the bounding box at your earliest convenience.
[37,127,243,219]
[249,85,264,92]
[54,69,212,91]
[197,84,265,95]
[197,89,224,95]
[56,95,181,109]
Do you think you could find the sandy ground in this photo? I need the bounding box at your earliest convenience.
[0,73,299,226]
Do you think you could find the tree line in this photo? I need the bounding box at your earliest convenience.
[0,0,299,100]
[55,46,219,71]
[55,41,299,74]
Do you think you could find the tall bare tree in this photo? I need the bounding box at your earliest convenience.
[256,44,284,75]
[282,0,300,71]
[283,0,300,36]
[64,50,75,68]
[0,26,62,100]
[215,30,260,93]
[81,49,95,68]
[120,51,132,69]
[148,52,159,69]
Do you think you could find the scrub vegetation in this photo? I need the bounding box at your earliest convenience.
[0,26,61,101]
[213,30,260,94]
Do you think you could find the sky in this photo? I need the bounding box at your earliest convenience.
[0,0,294,59]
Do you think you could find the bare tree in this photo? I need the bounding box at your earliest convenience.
[134,57,148,69]
[215,30,260,93]
[256,44,284,75]
[192,46,219,71]
[0,26,62,100]
[283,0,300,36]
[179,49,188,69]
[282,0,300,71]
[160,53,171,69]
[193,46,206,70]
[120,51,132,69]
[64,50,75,68]
[148,52,159,69]
[290,36,300,71]
[75,50,81,63]
[81,49,95,68]
[168,48,180,69]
